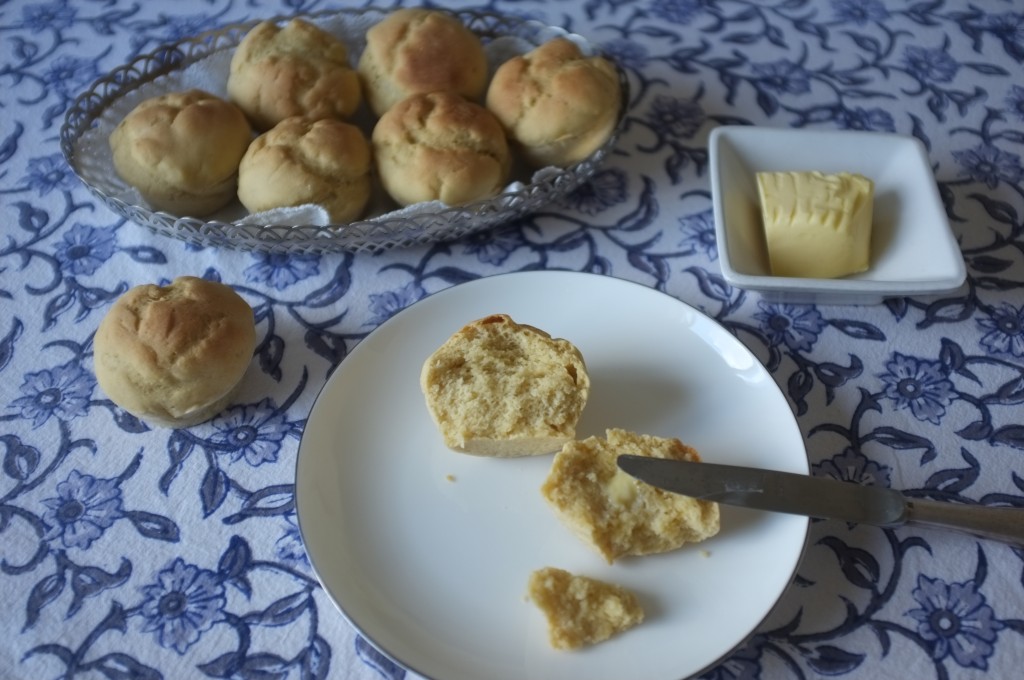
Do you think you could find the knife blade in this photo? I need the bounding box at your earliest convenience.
[617,455,1024,546]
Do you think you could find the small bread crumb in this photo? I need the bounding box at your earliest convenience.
[527,567,644,650]
[446,474,456,482]
[700,549,711,558]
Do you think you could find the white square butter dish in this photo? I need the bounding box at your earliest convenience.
[709,126,966,305]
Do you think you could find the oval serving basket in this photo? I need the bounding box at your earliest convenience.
[59,7,629,254]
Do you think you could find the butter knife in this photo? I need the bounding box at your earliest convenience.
[617,455,1024,545]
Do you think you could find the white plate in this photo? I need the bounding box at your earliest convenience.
[296,271,809,680]
[709,126,966,305]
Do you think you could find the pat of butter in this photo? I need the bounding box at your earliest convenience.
[757,171,874,278]
[606,471,637,505]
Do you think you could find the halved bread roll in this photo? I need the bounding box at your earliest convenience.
[420,314,589,456]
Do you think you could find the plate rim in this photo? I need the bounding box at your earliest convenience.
[295,270,810,680]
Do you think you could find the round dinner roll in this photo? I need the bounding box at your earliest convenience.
[486,37,621,167]
[109,89,251,216]
[227,18,361,131]
[94,277,257,429]
[420,314,590,456]
[372,91,509,206]
[358,8,488,117]
[237,116,371,222]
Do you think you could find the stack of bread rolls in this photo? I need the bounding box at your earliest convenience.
[108,8,622,223]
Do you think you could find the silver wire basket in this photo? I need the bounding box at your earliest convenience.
[60,7,628,254]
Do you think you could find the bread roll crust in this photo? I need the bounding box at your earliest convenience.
[358,8,488,117]
[421,314,590,456]
[238,116,371,222]
[541,429,720,562]
[373,92,510,206]
[486,37,620,167]
[94,277,257,428]
[109,89,251,216]
[228,18,361,130]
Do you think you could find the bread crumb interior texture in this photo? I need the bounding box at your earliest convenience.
[541,428,720,562]
[527,567,644,650]
[420,314,589,456]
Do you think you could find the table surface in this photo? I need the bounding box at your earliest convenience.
[4,0,1024,678]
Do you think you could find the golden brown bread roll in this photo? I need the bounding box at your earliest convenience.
[486,37,621,167]
[94,277,257,428]
[372,92,510,206]
[227,18,361,131]
[237,116,372,222]
[108,89,251,216]
[357,8,488,117]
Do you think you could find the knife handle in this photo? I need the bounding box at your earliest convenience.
[904,498,1024,545]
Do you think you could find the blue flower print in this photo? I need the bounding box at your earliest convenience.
[24,153,78,196]
[752,60,812,95]
[879,353,954,425]
[836,106,896,132]
[140,558,226,654]
[702,639,762,679]
[952,144,1024,189]
[907,575,1004,670]
[1006,85,1024,121]
[10,359,95,428]
[275,515,310,568]
[831,0,889,25]
[815,448,891,487]
[55,223,117,276]
[987,12,1024,51]
[754,302,826,352]
[463,225,525,265]
[649,0,708,26]
[244,251,320,291]
[43,55,99,98]
[647,95,706,138]
[902,46,959,84]
[368,282,425,326]
[208,400,293,467]
[677,209,717,260]
[978,303,1024,357]
[562,168,628,216]
[601,39,648,72]
[22,0,77,31]
[41,470,123,550]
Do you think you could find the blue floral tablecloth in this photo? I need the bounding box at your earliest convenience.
[4,0,1024,678]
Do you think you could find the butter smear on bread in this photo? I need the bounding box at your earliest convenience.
[757,170,874,279]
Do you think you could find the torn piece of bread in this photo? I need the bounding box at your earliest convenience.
[420,314,589,456]
[541,428,720,563]
[527,567,644,650]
